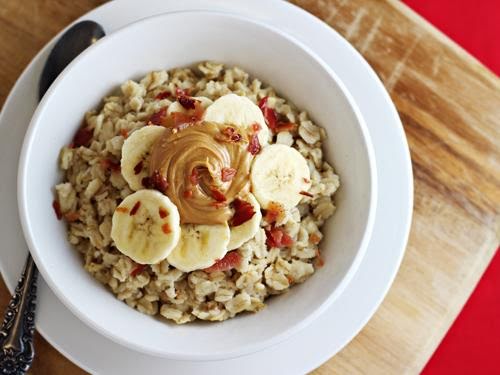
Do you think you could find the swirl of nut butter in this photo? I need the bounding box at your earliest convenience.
[149,122,252,224]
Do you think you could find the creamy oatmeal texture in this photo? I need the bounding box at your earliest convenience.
[54,62,340,324]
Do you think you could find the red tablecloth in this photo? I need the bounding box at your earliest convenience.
[402,1,500,374]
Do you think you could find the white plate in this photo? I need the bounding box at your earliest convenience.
[0,0,412,373]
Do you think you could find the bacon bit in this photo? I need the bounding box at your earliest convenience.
[178,95,196,110]
[159,207,168,218]
[148,107,167,125]
[300,190,313,198]
[309,233,321,245]
[161,111,198,128]
[147,170,168,193]
[216,127,242,143]
[141,176,151,188]
[276,122,297,133]
[264,201,284,223]
[247,133,261,155]
[190,168,200,185]
[303,178,311,183]
[252,123,261,132]
[130,264,147,277]
[115,207,129,213]
[210,188,226,202]
[100,158,121,172]
[72,127,93,148]
[281,232,294,246]
[155,91,172,100]
[64,211,80,222]
[265,226,294,248]
[315,249,325,268]
[52,200,63,220]
[184,190,193,198]
[221,167,237,182]
[231,198,255,226]
[130,201,141,216]
[161,223,171,234]
[204,251,242,273]
[258,96,277,132]
[119,129,129,138]
[175,87,190,97]
[134,160,144,175]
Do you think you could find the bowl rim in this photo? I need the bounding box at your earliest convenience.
[17,9,377,361]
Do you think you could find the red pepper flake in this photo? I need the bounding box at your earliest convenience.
[210,188,226,202]
[52,200,62,220]
[190,168,200,185]
[184,190,193,198]
[276,122,297,133]
[155,91,172,100]
[264,201,284,223]
[64,211,80,222]
[204,251,242,273]
[130,201,141,216]
[252,123,261,132]
[72,127,93,148]
[258,96,277,132]
[309,233,321,245]
[286,275,295,284]
[116,207,129,214]
[247,133,261,155]
[230,198,255,226]
[265,226,294,248]
[161,223,171,234]
[299,190,313,198]
[303,178,310,183]
[221,167,237,182]
[148,107,167,125]
[175,87,190,97]
[178,95,196,110]
[159,207,168,218]
[119,129,129,138]
[100,158,121,172]
[134,160,144,175]
[130,264,147,277]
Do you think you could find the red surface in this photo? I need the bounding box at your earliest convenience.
[404,0,500,75]
[402,1,500,374]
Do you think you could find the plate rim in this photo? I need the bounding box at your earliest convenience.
[0,0,413,372]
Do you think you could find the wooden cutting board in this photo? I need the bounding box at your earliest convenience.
[0,0,498,373]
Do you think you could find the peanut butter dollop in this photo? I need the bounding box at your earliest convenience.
[149,122,252,224]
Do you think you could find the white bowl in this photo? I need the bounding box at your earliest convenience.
[18,11,376,361]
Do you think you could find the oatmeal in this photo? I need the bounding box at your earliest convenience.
[53,62,340,324]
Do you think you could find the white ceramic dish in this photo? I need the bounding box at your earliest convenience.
[17,11,376,361]
[0,1,412,373]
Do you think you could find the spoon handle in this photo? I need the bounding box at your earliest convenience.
[0,255,38,374]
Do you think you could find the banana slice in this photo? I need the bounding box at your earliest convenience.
[121,125,166,191]
[167,223,230,272]
[111,189,181,264]
[203,93,269,146]
[167,96,213,115]
[250,144,311,209]
[227,193,262,251]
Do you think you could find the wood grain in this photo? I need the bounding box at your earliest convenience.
[0,0,499,374]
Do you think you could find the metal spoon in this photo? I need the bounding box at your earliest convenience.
[0,20,105,374]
